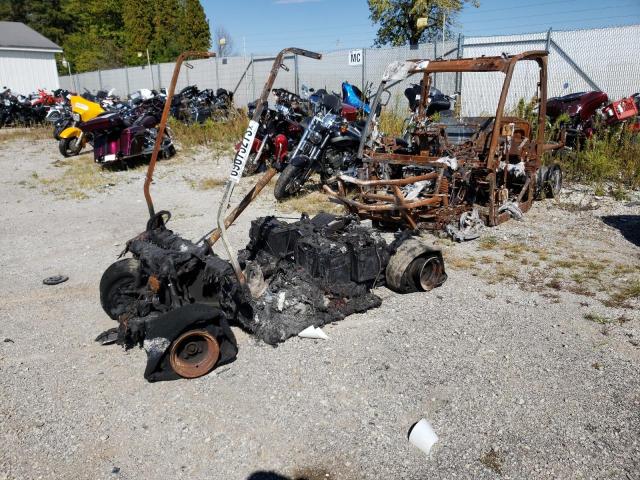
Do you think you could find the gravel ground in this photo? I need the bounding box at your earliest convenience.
[0,133,639,480]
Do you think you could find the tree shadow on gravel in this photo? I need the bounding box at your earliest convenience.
[601,215,640,247]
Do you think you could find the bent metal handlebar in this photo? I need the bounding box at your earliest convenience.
[144,51,216,217]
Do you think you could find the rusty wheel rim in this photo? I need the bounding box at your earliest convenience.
[417,256,442,291]
[169,330,220,379]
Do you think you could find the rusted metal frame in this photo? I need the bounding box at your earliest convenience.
[324,185,442,212]
[211,48,321,285]
[338,171,438,187]
[417,71,431,118]
[144,51,215,217]
[391,185,418,229]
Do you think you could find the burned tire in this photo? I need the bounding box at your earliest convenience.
[274,164,307,201]
[545,164,562,198]
[536,164,563,199]
[99,258,141,320]
[386,238,447,293]
[58,137,82,157]
[168,329,221,379]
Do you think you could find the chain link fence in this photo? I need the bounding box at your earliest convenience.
[59,24,640,117]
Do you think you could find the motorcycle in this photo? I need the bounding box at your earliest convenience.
[237,101,304,176]
[57,95,105,157]
[546,91,609,148]
[342,81,371,116]
[171,85,234,123]
[82,96,175,165]
[274,92,362,200]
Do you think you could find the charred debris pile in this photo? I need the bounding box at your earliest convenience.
[97,212,446,381]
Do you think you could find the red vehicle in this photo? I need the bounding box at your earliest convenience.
[546,91,608,147]
[603,94,639,133]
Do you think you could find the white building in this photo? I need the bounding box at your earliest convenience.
[0,21,62,94]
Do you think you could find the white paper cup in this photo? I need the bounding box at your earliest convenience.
[408,419,439,455]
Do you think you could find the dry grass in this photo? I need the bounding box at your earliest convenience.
[604,280,640,308]
[37,155,115,200]
[188,176,226,190]
[278,191,345,217]
[168,112,248,153]
[0,125,51,144]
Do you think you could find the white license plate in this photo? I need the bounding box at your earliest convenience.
[103,154,116,162]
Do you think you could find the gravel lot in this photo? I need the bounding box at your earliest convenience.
[1,132,639,480]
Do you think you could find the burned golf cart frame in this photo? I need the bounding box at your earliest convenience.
[145,48,323,282]
[324,51,562,231]
[100,48,450,382]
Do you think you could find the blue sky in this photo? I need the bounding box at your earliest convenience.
[202,0,640,55]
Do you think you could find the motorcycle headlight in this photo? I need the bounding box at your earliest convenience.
[308,130,323,145]
[72,112,80,121]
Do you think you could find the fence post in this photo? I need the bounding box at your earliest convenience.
[125,66,130,96]
[432,42,438,89]
[186,63,190,86]
[455,34,464,119]
[294,54,299,95]
[98,70,103,91]
[545,28,552,53]
[361,47,366,93]
[215,56,220,90]
[251,54,255,100]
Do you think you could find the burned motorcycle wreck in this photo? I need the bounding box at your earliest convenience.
[96,48,447,382]
[97,211,446,381]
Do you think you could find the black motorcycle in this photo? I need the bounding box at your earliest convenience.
[274,93,362,200]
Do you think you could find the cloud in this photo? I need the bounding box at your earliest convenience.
[274,0,322,4]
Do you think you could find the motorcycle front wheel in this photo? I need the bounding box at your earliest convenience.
[58,136,83,157]
[274,164,308,201]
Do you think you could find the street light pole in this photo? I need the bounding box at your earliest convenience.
[62,57,77,92]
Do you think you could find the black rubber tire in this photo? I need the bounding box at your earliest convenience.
[545,164,562,199]
[58,136,82,157]
[99,258,141,320]
[242,152,260,177]
[274,164,307,201]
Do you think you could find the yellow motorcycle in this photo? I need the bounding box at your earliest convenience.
[58,95,104,157]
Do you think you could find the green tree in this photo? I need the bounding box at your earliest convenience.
[367,0,478,47]
[0,0,28,22]
[123,0,154,65]
[150,0,183,62]
[60,0,125,72]
[180,0,211,52]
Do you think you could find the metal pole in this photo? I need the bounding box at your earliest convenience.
[146,48,154,89]
[294,54,299,95]
[125,65,130,96]
[215,55,220,90]
[361,47,366,94]
[442,13,446,53]
[433,42,438,89]
[67,62,77,92]
[98,70,103,91]
[545,28,552,53]
[251,54,255,100]
[455,33,463,119]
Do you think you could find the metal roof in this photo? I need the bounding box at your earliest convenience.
[0,22,62,52]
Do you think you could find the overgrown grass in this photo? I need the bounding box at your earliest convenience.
[168,111,248,152]
[557,124,640,189]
